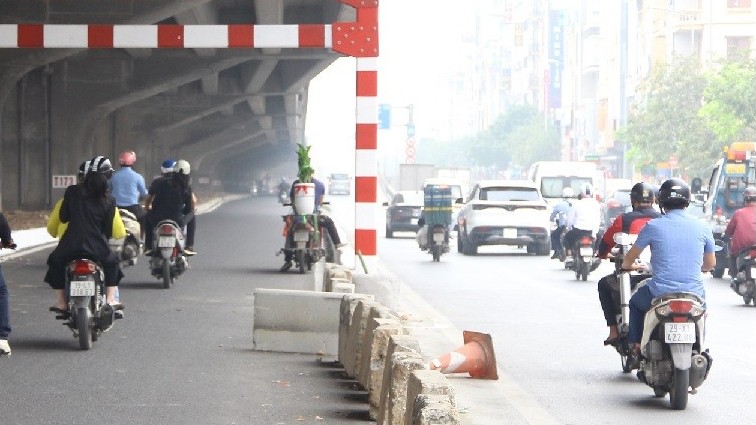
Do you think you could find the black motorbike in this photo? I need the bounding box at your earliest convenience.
[279,208,335,274]
[148,220,188,289]
[428,223,450,262]
[58,258,121,350]
[571,234,599,281]
[731,244,756,305]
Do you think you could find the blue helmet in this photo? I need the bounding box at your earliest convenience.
[161,159,176,174]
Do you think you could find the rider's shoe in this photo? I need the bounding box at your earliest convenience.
[279,261,292,272]
[336,243,348,250]
[184,246,196,256]
[0,339,11,356]
[143,249,153,256]
[550,252,559,259]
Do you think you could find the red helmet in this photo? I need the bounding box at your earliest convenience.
[119,150,136,166]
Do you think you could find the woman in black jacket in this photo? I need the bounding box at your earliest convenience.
[45,156,125,312]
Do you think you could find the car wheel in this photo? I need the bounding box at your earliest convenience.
[385,224,394,238]
[457,234,463,253]
[536,241,550,256]
[462,235,477,256]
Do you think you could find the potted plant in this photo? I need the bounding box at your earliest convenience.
[292,143,316,214]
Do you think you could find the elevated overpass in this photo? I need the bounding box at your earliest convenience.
[0,0,362,211]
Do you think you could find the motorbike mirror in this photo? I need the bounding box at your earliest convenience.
[382,201,389,207]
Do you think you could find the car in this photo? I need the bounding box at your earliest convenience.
[604,188,632,226]
[383,190,424,238]
[327,173,351,195]
[456,180,551,256]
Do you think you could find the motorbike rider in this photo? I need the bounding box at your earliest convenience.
[596,182,659,345]
[0,211,17,356]
[45,156,126,313]
[277,177,290,203]
[549,187,575,259]
[110,150,148,239]
[145,159,197,256]
[47,160,90,239]
[562,183,601,259]
[280,174,346,272]
[144,160,195,256]
[723,186,756,282]
[622,178,716,356]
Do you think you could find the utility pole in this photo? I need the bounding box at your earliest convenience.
[619,0,629,178]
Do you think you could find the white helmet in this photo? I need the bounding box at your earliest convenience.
[562,187,574,199]
[174,159,190,176]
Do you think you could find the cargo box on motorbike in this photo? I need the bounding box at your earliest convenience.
[423,185,453,227]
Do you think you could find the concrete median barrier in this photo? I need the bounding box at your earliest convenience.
[344,299,380,378]
[339,295,376,368]
[377,335,423,425]
[352,273,400,311]
[358,305,399,388]
[252,288,371,355]
[410,394,460,425]
[365,319,407,420]
[404,370,459,425]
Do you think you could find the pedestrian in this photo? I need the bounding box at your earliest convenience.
[0,211,17,356]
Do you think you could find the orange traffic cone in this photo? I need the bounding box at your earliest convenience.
[429,330,498,380]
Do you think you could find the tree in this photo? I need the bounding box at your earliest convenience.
[619,56,720,179]
[699,59,756,142]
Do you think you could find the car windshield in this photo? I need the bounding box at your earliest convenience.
[481,187,540,201]
[612,190,632,205]
[397,192,424,205]
[330,174,349,180]
[540,177,592,198]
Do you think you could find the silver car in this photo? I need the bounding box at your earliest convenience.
[456,180,551,256]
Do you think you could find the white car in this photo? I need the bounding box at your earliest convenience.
[456,180,551,256]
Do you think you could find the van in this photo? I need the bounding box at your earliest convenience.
[527,161,606,205]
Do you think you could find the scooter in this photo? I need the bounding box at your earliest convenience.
[58,258,121,350]
[572,235,599,281]
[109,208,142,268]
[634,290,712,410]
[148,220,188,289]
[730,244,756,305]
[428,223,450,262]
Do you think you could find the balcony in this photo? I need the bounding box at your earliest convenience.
[670,9,703,30]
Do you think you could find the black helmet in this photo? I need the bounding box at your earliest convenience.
[745,186,756,202]
[658,178,690,209]
[630,182,655,203]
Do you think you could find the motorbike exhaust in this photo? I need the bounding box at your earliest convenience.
[689,353,709,389]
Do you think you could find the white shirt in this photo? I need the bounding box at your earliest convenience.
[568,197,601,233]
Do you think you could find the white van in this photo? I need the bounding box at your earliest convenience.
[527,161,606,205]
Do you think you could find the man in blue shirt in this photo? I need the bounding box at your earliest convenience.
[621,178,716,353]
[549,187,574,259]
[110,150,148,239]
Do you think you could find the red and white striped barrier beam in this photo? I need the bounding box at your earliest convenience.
[0,0,380,271]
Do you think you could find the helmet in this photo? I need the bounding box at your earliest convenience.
[630,182,655,203]
[658,178,691,209]
[561,187,574,199]
[118,150,136,166]
[161,159,176,174]
[579,182,593,198]
[745,186,756,202]
[88,156,113,176]
[174,159,190,176]
[78,160,90,177]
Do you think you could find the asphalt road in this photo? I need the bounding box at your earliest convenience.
[0,196,374,425]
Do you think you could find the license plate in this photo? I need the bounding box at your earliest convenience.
[503,228,517,238]
[70,280,95,297]
[158,236,175,248]
[579,247,593,256]
[411,218,419,225]
[294,230,309,242]
[433,232,445,242]
[664,322,696,344]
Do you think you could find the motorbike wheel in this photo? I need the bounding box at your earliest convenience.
[432,247,440,262]
[162,260,172,289]
[669,368,690,410]
[712,266,725,279]
[297,251,306,274]
[581,265,588,281]
[457,236,463,253]
[744,295,752,305]
[76,307,93,350]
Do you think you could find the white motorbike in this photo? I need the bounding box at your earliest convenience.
[148,220,188,289]
[109,208,142,268]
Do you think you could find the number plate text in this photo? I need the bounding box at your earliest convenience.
[664,322,696,344]
[70,280,95,297]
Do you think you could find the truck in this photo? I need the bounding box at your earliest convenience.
[398,164,436,191]
[701,141,756,278]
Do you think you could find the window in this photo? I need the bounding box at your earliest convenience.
[726,37,751,60]
[728,0,751,7]
[540,177,592,198]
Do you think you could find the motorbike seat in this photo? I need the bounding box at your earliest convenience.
[650,291,704,306]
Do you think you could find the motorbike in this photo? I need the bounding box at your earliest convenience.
[633,290,712,410]
[148,220,188,289]
[58,258,121,350]
[570,234,599,281]
[279,206,336,274]
[730,244,756,305]
[607,232,650,373]
[109,208,142,268]
[428,223,450,262]
[278,188,291,205]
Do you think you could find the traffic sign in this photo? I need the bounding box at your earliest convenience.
[406,146,416,157]
[406,123,415,137]
[378,104,391,129]
[406,137,415,147]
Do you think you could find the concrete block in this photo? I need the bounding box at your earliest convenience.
[324,263,353,291]
[313,259,325,291]
[367,322,407,420]
[353,272,400,312]
[410,394,460,425]
[252,288,367,355]
[331,280,355,294]
[358,306,399,387]
[338,294,375,368]
[404,370,457,425]
[386,352,426,425]
[344,299,380,378]
[377,335,422,425]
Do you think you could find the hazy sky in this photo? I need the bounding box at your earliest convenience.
[305,0,466,174]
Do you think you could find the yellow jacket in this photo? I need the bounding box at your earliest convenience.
[47,197,127,240]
